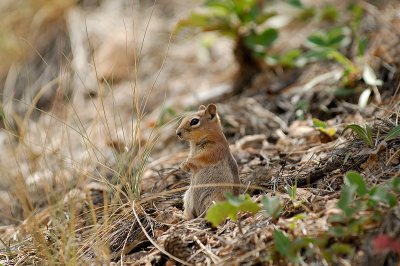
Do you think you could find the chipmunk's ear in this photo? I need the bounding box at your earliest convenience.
[198,105,206,111]
[206,104,217,120]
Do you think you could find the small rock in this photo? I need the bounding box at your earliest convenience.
[235,134,266,150]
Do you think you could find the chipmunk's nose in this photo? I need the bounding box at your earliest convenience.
[176,129,182,137]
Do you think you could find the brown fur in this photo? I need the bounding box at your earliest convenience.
[176,104,240,219]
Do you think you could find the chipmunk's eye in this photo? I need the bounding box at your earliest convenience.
[190,118,199,126]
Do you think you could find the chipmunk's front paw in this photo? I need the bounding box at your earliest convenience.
[179,161,191,172]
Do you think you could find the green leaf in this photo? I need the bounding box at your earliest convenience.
[261,196,282,218]
[369,187,397,207]
[205,194,260,226]
[390,177,400,192]
[206,201,237,226]
[285,185,297,201]
[244,28,278,50]
[328,213,347,223]
[327,50,357,73]
[298,7,316,21]
[343,124,374,148]
[291,237,315,252]
[349,3,363,23]
[234,0,257,11]
[384,125,400,141]
[319,127,337,137]
[337,185,356,217]
[226,192,245,206]
[302,49,331,61]
[307,27,349,50]
[329,226,348,237]
[307,33,327,47]
[239,197,261,213]
[321,4,339,22]
[266,49,302,67]
[326,28,346,47]
[273,230,298,262]
[286,0,303,8]
[345,171,368,196]
[330,243,354,255]
[255,11,277,24]
[358,36,367,56]
[334,87,356,97]
[174,8,235,37]
[313,118,327,128]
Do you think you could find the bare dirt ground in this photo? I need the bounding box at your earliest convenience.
[0,0,399,265]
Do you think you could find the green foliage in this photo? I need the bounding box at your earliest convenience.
[313,118,337,138]
[298,7,316,21]
[304,26,359,78]
[0,104,4,125]
[286,0,303,8]
[176,0,278,58]
[266,49,303,68]
[334,172,399,223]
[329,243,354,256]
[244,28,278,56]
[206,193,284,226]
[295,99,310,120]
[306,27,349,49]
[321,4,339,22]
[261,196,282,219]
[312,118,327,128]
[204,172,399,264]
[343,124,374,148]
[286,184,297,202]
[273,230,300,263]
[384,125,400,141]
[345,171,368,196]
[273,173,399,263]
[342,123,399,149]
[205,193,260,226]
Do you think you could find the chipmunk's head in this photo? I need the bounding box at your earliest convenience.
[176,103,221,141]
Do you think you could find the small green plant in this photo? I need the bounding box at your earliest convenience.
[342,124,374,148]
[271,172,399,264]
[285,183,303,209]
[273,229,301,263]
[206,193,284,227]
[384,125,400,141]
[176,0,278,93]
[206,193,260,227]
[261,195,282,219]
[204,172,400,264]
[328,172,399,240]
[304,27,359,80]
[266,49,304,68]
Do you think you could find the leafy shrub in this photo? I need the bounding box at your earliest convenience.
[342,123,400,148]
[176,0,278,93]
[205,172,400,263]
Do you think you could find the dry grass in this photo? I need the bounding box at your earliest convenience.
[0,0,180,264]
[0,0,400,265]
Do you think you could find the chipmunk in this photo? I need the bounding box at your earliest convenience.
[176,103,240,219]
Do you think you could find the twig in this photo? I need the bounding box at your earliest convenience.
[131,202,192,266]
[193,235,221,264]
